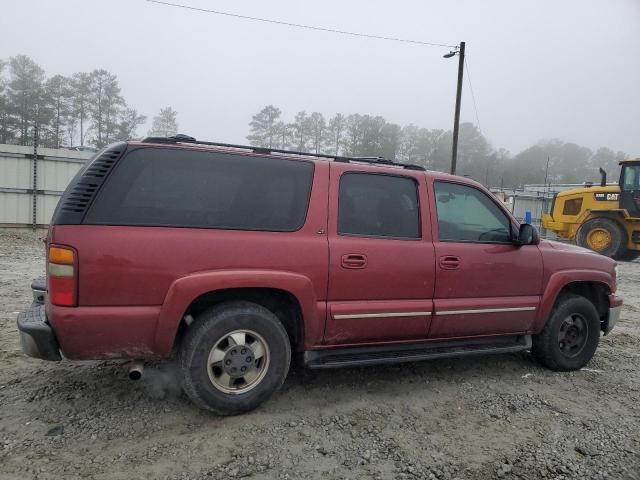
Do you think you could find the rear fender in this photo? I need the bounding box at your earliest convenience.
[154,269,320,356]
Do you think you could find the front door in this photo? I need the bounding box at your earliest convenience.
[428,180,543,338]
[620,163,640,218]
[325,164,436,345]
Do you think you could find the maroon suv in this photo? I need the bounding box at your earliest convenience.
[17,135,623,414]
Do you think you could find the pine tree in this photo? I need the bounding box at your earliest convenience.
[89,69,125,147]
[44,75,71,148]
[148,107,178,137]
[325,113,345,155]
[116,108,147,141]
[6,55,46,144]
[70,72,92,146]
[246,105,281,148]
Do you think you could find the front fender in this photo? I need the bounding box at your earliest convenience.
[533,269,613,332]
[153,269,320,356]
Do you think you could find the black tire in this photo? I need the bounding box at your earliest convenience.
[576,217,626,258]
[532,293,600,371]
[617,250,640,262]
[179,301,291,415]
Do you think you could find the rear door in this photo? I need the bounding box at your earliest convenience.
[429,179,543,338]
[325,163,436,345]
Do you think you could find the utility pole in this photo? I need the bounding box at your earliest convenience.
[450,41,465,175]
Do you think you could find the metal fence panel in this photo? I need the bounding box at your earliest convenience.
[0,144,91,227]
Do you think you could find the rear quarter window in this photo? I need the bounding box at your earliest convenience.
[84,147,314,231]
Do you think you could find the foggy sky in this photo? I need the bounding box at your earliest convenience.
[2,0,639,156]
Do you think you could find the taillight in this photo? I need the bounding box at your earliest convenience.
[48,246,77,306]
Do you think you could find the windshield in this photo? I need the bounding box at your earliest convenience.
[622,165,640,191]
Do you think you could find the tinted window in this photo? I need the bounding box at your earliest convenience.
[338,173,420,239]
[85,148,314,231]
[435,181,511,243]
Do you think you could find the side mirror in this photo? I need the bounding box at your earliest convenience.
[515,223,539,246]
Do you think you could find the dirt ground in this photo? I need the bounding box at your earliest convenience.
[1,229,639,480]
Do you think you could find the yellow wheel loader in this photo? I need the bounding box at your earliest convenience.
[542,159,640,260]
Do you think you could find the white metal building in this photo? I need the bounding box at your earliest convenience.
[0,144,92,228]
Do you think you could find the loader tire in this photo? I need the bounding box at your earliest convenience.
[576,217,626,258]
[617,250,640,262]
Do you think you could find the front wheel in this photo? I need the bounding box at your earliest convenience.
[179,301,291,415]
[532,293,600,371]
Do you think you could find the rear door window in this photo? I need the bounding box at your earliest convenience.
[85,147,314,231]
[338,172,420,239]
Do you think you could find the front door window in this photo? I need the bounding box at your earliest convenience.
[434,181,511,243]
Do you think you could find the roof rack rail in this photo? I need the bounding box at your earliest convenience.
[140,134,425,171]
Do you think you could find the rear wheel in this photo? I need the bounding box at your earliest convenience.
[179,301,291,415]
[576,217,626,258]
[532,293,600,371]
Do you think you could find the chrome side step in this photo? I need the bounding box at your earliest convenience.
[304,335,531,369]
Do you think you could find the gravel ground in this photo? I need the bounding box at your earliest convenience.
[1,229,639,480]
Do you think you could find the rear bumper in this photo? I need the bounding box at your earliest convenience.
[16,304,61,361]
[31,277,47,304]
[604,293,623,335]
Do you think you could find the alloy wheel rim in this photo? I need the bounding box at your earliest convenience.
[558,314,588,358]
[207,329,270,394]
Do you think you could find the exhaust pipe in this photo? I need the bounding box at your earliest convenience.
[599,168,607,187]
[128,361,144,381]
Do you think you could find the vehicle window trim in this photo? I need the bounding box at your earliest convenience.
[433,179,516,245]
[337,171,422,241]
[620,164,640,191]
[83,146,316,233]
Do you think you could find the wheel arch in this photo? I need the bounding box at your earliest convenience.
[578,211,627,230]
[535,272,613,333]
[177,287,304,354]
[153,270,322,356]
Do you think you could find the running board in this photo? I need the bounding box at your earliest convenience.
[304,335,532,369]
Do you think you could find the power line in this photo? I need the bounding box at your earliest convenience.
[464,56,482,135]
[144,0,456,48]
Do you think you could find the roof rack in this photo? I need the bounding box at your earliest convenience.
[140,134,426,171]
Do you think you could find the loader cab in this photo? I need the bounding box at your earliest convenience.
[619,161,640,218]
